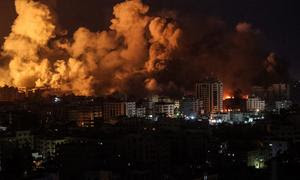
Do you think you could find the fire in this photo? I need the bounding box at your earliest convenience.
[223,91,234,100]
[223,95,249,100]
[0,0,182,96]
[224,95,233,100]
[243,95,249,99]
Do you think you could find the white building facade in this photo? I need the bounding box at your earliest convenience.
[247,97,265,112]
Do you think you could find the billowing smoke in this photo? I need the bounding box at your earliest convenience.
[0,0,182,96]
[259,52,289,85]
[0,0,288,97]
[1,0,55,88]
[151,17,289,96]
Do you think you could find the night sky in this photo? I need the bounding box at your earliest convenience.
[0,0,299,79]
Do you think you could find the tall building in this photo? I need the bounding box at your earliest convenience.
[196,78,223,114]
[268,84,290,101]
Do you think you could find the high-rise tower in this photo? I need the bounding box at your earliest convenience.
[196,78,223,114]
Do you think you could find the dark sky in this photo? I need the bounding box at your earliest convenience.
[0,0,299,79]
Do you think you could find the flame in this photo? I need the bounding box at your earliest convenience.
[223,89,249,100]
[243,95,249,99]
[224,95,249,100]
[223,92,233,100]
[224,96,233,100]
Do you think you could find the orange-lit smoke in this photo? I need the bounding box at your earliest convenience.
[223,91,249,100]
[0,0,181,96]
[1,0,55,88]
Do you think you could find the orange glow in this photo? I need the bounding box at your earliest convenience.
[224,90,249,100]
[0,0,181,96]
[226,96,233,99]
[243,95,249,99]
[223,94,234,100]
[224,95,248,100]
[223,89,233,100]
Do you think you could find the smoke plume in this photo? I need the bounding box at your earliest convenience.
[152,17,288,96]
[0,0,288,97]
[0,0,182,96]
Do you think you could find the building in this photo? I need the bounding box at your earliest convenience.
[247,149,270,169]
[0,130,34,149]
[268,83,290,101]
[158,96,173,103]
[180,96,203,119]
[196,78,223,114]
[247,141,288,169]
[68,105,102,127]
[15,130,34,149]
[142,101,155,119]
[0,86,25,102]
[136,107,146,118]
[154,102,175,118]
[230,112,244,123]
[210,112,230,124]
[275,100,292,110]
[275,100,292,111]
[124,102,136,117]
[252,84,290,106]
[224,97,247,112]
[209,111,264,125]
[35,137,70,158]
[149,95,159,103]
[252,86,267,99]
[246,96,266,112]
[268,141,288,157]
[102,102,126,121]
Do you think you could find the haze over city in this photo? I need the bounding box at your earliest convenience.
[0,0,299,180]
[0,0,297,97]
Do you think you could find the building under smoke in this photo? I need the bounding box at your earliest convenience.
[179,96,203,118]
[251,83,290,108]
[0,86,24,102]
[195,78,223,114]
[223,97,247,112]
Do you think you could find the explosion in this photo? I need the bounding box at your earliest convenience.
[0,0,288,97]
[0,0,182,96]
